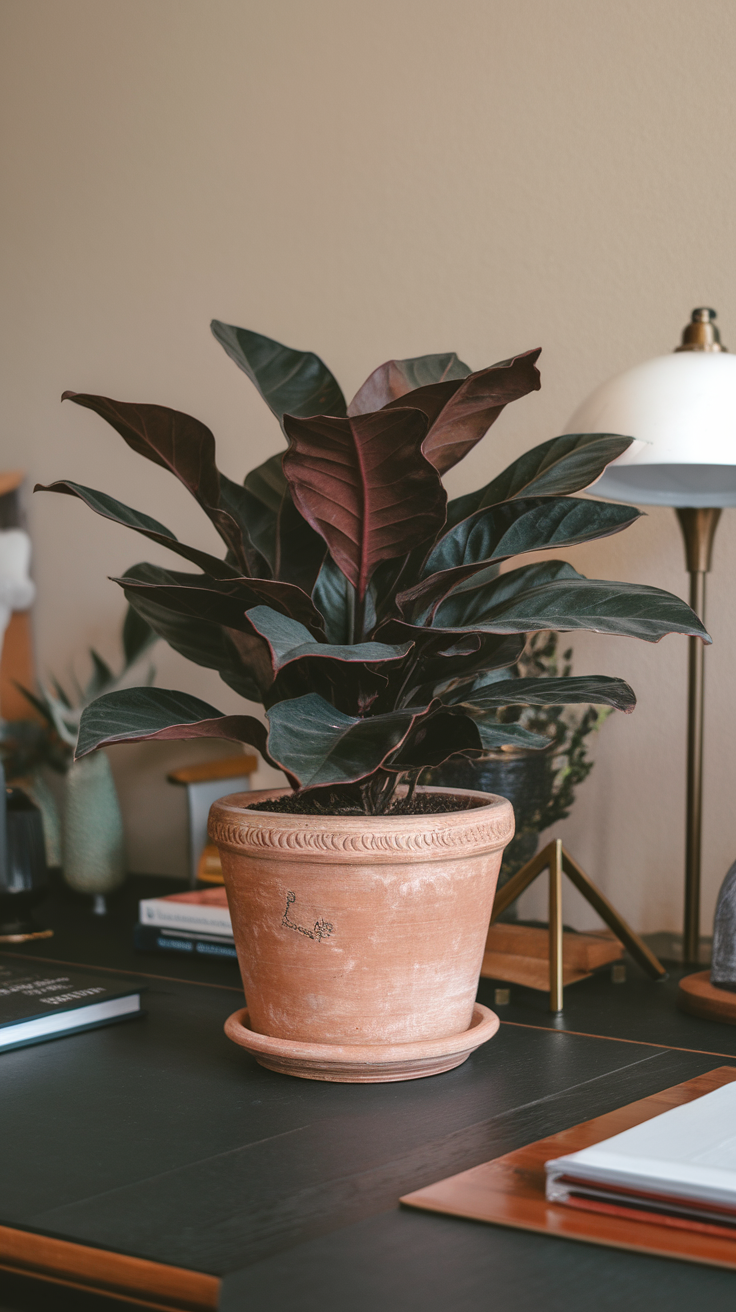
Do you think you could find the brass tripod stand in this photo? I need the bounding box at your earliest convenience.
[489,839,666,1013]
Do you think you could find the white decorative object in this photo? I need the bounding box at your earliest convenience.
[0,529,35,656]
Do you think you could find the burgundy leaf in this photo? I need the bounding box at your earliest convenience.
[347,353,470,416]
[413,349,542,475]
[282,408,445,602]
[61,393,248,570]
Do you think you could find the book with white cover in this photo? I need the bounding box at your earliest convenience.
[139,887,232,936]
[546,1079,736,1228]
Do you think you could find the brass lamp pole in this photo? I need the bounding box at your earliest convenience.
[568,307,736,968]
[674,309,725,963]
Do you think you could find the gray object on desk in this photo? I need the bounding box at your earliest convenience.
[710,857,736,989]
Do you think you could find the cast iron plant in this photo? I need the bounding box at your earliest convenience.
[37,325,709,814]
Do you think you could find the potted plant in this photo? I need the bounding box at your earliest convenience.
[37,324,708,1081]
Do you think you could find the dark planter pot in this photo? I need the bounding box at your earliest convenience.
[423,749,556,916]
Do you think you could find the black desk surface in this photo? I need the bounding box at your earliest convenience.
[2,877,736,1312]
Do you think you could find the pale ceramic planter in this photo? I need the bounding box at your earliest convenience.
[210,785,514,1082]
[62,751,126,907]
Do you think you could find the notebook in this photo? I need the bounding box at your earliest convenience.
[0,960,143,1052]
[546,1078,736,1231]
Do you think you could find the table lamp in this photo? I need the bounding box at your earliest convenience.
[568,309,736,964]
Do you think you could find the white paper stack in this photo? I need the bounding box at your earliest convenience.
[546,1079,736,1231]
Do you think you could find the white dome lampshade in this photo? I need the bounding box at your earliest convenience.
[568,310,736,507]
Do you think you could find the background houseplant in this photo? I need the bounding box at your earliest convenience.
[425,629,611,897]
[20,608,156,908]
[37,324,708,796]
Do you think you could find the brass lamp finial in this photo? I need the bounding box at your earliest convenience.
[675,307,727,353]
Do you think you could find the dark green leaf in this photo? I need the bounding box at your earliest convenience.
[266,693,417,788]
[242,452,326,590]
[433,576,711,644]
[446,432,635,527]
[244,451,288,511]
[245,606,413,676]
[451,674,636,712]
[474,720,550,750]
[76,686,271,764]
[211,321,347,424]
[116,563,325,636]
[347,352,470,416]
[312,557,351,644]
[389,708,482,768]
[400,499,640,621]
[443,559,583,621]
[34,481,239,579]
[273,492,327,593]
[122,606,157,668]
[121,569,272,702]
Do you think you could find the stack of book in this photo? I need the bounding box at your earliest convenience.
[134,888,237,961]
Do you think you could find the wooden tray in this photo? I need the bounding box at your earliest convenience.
[678,971,736,1025]
[401,1066,736,1270]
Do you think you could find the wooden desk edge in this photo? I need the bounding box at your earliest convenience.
[0,1224,219,1312]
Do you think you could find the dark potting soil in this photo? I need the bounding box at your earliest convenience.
[244,793,482,817]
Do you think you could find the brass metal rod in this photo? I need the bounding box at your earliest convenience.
[675,506,720,966]
[561,850,667,980]
[489,843,555,922]
[683,569,706,964]
[549,839,564,1012]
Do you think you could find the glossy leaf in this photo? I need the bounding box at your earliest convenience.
[116,564,325,636]
[77,687,270,763]
[61,393,250,570]
[446,432,635,527]
[266,692,417,788]
[245,605,412,676]
[450,674,636,712]
[283,407,444,601]
[436,560,583,631]
[433,576,712,643]
[399,498,640,620]
[347,352,470,416]
[408,349,542,475]
[244,451,289,511]
[242,452,326,590]
[34,481,239,580]
[122,606,157,667]
[474,720,550,750]
[389,708,483,768]
[211,321,347,424]
[312,556,351,644]
[121,568,272,702]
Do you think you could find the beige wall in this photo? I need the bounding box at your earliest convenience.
[2,0,735,932]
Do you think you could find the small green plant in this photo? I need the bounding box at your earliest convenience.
[36,324,709,814]
[19,607,156,756]
[493,630,610,829]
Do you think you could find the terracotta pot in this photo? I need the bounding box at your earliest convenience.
[209,785,514,1082]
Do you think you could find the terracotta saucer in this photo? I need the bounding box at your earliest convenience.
[224,1002,499,1083]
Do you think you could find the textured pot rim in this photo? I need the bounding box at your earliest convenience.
[224,1002,499,1063]
[209,784,515,863]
